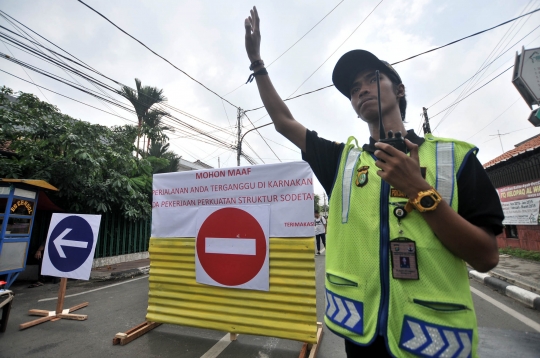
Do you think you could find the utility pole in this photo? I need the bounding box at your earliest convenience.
[422,107,432,135]
[236,108,243,167]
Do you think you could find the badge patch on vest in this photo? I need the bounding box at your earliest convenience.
[390,167,427,197]
[355,166,369,187]
[399,316,473,358]
[325,289,363,335]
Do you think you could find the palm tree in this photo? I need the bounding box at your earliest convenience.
[119,78,167,156]
[147,140,181,173]
[142,109,172,155]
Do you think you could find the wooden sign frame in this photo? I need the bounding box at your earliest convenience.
[19,278,88,330]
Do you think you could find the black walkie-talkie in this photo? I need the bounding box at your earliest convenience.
[376,70,407,154]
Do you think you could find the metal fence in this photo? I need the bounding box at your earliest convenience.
[485,151,540,188]
[30,211,151,259]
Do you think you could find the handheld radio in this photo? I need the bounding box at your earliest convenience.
[376,70,407,154]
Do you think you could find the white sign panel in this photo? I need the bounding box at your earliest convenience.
[520,47,540,101]
[501,197,540,226]
[195,205,270,291]
[42,214,101,280]
[152,161,315,238]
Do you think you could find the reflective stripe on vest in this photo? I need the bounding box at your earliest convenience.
[326,288,364,335]
[399,316,472,358]
[436,142,454,205]
[342,148,361,223]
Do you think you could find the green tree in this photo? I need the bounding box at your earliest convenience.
[119,79,167,156]
[142,109,172,155]
[314,194,321,212]
[147,140,181,174]
[0,87,152,219]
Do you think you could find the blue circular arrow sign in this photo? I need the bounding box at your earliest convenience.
[47,216,94,272]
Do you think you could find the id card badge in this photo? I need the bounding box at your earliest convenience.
[390,238,419,280]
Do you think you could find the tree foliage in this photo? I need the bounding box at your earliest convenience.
[0,87,153,219]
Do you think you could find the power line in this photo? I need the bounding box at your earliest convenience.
[430,65,513,122]
[244,7,540,114]
[391,7,540,65]
[433,2,539,126]
[243,112,281,162]
[466,98,521,141]
[0,21,236,137]
[286,0,384,98]
[266,1,345,68]
[76,0,239,109]
[0,68,137,123]
[427,23,540,110]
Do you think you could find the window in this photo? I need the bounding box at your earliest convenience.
[504,225,518,239]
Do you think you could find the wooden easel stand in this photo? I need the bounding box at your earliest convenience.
[19,278,89,330]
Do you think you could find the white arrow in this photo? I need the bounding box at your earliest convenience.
[326,292,336,317]
[403,321,428,350]
[421,326,444,356]
[344,300,361,328]
[334,297,347,322]
[53,228,88,258]
[457,332,471,358]
[441,330,460,358]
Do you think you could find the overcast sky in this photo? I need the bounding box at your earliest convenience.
[2,0,540,197]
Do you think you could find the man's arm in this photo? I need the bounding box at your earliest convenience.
[244,7,307,152]
[374,140,499,273]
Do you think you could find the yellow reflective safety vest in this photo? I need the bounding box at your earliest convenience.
[325,134,479,358]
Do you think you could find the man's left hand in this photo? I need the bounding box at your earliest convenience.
[374,139,431,198]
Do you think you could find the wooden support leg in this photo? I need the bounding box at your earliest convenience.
[230,333,238,341]
[28,309,51,317]
[19,316,53,330]
[68,302,89,313]
[55,278,68,314]
[57,313,87,321]
[299,322,324,358]
[112,321,161,346]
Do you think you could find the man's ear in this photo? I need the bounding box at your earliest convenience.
[396,84,405,98]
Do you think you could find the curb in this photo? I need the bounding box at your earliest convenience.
[468,269,540,311]
[90,266,150,281]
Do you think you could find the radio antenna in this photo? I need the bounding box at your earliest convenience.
[376,70,385,140]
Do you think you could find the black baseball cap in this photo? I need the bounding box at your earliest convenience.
[332,50,402,99]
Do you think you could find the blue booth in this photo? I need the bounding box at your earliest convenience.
[0,179,58,289]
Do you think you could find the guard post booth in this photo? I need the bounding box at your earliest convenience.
[0,179,58,289]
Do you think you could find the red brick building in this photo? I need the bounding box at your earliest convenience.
[484,134,540,252]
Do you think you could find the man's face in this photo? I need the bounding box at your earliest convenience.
[315,212,319,218]
[349,69,402,123]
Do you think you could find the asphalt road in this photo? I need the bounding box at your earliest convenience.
[2,256,540,358]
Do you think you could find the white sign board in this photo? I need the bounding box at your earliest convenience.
[152,161,315,238]
[195,205,270,291]
[501,198,540,226]
[519,47,540,101]
[42,214,101,280]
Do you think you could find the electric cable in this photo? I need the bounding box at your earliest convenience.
[243,112,281,162]
[0,68,137,123]
[430,65,513,122]
[76,0,239,109]
[286,0,384,98]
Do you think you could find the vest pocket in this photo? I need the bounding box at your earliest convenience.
[412,299,469,312]
[326,272,358,287]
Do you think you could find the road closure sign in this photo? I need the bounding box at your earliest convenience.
[42,214,101,280]
[195,205,270,291]
[152,161,315,238]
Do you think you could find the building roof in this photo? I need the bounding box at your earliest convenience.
[484,133,540,169]
[177,158,213,172]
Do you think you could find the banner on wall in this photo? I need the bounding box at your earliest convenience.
[496,179,540,225]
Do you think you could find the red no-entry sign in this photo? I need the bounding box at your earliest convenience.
[196,207,267,286]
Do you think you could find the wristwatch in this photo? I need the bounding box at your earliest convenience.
[405,188,442,213]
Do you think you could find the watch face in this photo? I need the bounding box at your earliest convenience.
[420,195,435,208]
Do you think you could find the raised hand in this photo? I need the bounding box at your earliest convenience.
[244,6,261,63]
